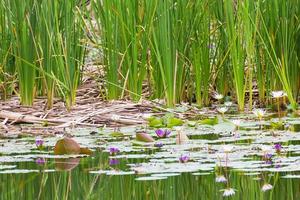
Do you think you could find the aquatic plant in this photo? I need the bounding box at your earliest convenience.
[136,132,155,143]
[175,127,189,145]
[215,175,227,183]
[35,138,44,150]
[274,143,282,154]
[155,129,171,138]
[222,188,235,197]
[224,101,233,107]
[109,159,120,166]
[154,142,163,148]
[231,119,241,130]
[35,158,46,165]
[0,0,86,107]
[271,90,287,118]
[253,109,266,120]
[0,0,299,110]
[179,155,189,163]
[217,107,228,118]
[109,147,120,156]
[261,183,273,192]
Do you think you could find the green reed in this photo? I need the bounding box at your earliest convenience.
[0,1,15,100]
[0,0,299,110]
[258,0,300,110]
[7,0,38,106]
[190,0,211,106]
[1,0,86,108]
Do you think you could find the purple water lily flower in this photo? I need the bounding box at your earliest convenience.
[274,143,282,153]
[155,129,171,138]
[35,158,45,165]
[109,147,120,156]
[109,159,120,166]
[154,142,163,148]
[179,155,190,163]
[275,160,282,168]
[263,153,273,164]
[265,160,273,165]
[35,138,44,149]
[264,153,273,160]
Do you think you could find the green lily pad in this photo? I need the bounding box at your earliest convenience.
[110,132,125,137]
[270,121,285,130]
[199,117,218,126]
[148,117,164,128]
[166,117,184,128]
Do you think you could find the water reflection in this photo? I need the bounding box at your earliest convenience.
[55,158,81,171]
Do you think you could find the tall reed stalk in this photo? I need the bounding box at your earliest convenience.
[258,0,299,110]
[0,0,299,110]
[223,0,246,111]
[2,0,86,108]
[8,0,38,105]
[0,1,15,100]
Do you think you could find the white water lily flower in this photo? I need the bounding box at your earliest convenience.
[223,188,235,197]
[252,109,266,119]
[111,114,121,121]
[224,101,233,107]
[261,183,273,192]
[271,91,287,98]
[213,92,224,100]
[217,107,228,114]
[231,119,241,126]
[222,145,234,153]
[215,175,227,183]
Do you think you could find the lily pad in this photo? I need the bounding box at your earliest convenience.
[135,176,168,181]
[199,117,218,126]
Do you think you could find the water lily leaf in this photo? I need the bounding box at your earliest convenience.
[136,132,155,143]
[187,121,197,127]
[106,171,135,176]
[199,117,218,126]
[270,121,284,130]
[135,176,167,181]
[213,122,235,133]
[148,117,163,128]
[54,137,81,155]
[0,165,17,170]
[0,169,39,174]
[166,117,184,128]
[151,173,180,177]
[192,172,211,176]
[132,140,154,147]
[110,132,125,137]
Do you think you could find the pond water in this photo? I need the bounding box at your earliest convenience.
[1,114,300,200]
